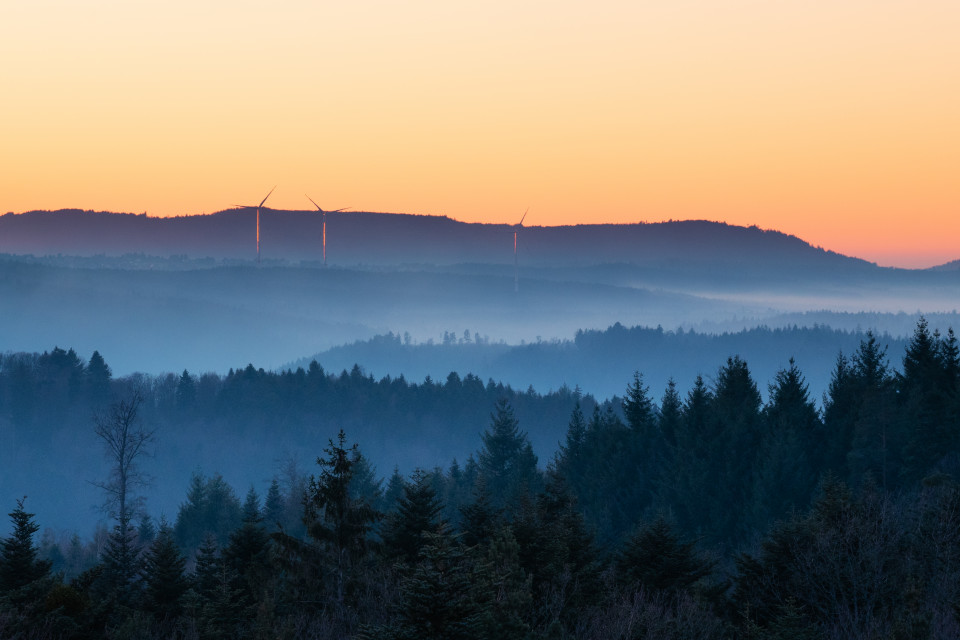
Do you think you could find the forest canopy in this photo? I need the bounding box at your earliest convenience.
[3,319,960,637]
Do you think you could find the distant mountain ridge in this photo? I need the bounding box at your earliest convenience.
[1,208,874,271]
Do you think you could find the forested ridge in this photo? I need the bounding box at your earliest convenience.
[3,319,960,638]
[293,322,914,402]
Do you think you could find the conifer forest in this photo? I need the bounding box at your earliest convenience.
[4,319,960,639]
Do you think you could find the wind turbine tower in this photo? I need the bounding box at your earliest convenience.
[234,186,276,264]
[305,195,350,267]
[513,208,528,293]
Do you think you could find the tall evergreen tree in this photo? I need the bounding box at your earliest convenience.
[241,486,261,524]
[709,357,762,545]
[553,401,588,504]
[382,467,407,516]
[752,359,821,527]
[140,522,188,620]
[349,452,384,509]
[175,472,208,550]
[300,430,380,605]
[847,331,897,488]
[190,534,245,640]
[101,516,141,606]
[622,371,657,437]
[822,353,856,476]
[0,498,51,592]
[478,398,539,509]
[224,500,272,616]
[383,468,445,563]
[459,482,501,548]
[263,479,285,532]
[137,514,157,547]
[85,350,112,405]
[617,516,715,596]
[191,534,222,601]
[559,399,587,463]
[658,378,683,450]
[900,318,955,479]
[477,527,534,640]
[660,374,714,538]
[175,369,196,412]
[365,526,485,640]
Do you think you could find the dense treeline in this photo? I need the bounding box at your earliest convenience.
[0,350,594,529]
[291,323,914,403]
[4,319,960,638]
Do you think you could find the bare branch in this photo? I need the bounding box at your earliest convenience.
[92,389,156,524]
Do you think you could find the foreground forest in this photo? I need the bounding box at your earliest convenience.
[3,319,960,638]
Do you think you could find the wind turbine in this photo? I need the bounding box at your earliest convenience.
[305,195,350,267]
[513,208,528,293]
[234,186,276,264]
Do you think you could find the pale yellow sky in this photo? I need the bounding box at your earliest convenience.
[2,0,958,267]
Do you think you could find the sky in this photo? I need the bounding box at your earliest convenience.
[2,0,957,268]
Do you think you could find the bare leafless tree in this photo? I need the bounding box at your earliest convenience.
[92,390,155,527]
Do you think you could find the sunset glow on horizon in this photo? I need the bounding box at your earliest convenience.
[2,0,958,268]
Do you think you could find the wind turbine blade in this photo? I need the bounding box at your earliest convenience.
[259,185,277,208]
[518,207,529,226]
[331,207,351,212]
[305,195,323,211]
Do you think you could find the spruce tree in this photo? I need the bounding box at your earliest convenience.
[101,516,140,605]
[383,468,445,563]
[710,356,763,545]
[382,467,407,516]
[203,474,243,548]
[0,500,62,636]
[301,430,380,604]
[349,452,384,508]
[224,488,272,610]
[367,526,484,640]
[175,369,196,412]
[938,327,960,386]
[665,375,713,537]
[241,486,261,523]
[85,350,112,405]
[623,371,657,436]
[617,516,714,596]
[443,458,471,527]
[658,378,683,450]
[140,522,188,620]
[0,498,51,592]
[459,483,501,548]
[524,469,602,625]
[188,533,244,639]
[137,514,157,547]
[752,359,821,527]
[900,318,954,479]
[175,472,208,550]
[822,353,856,476]
[262,479,285,532]
[478,398,539,509]
[477,527,534,640]
[192,534,222,600]
[559,400,587,461]
[848,332,897,488]
[554,401,588,507]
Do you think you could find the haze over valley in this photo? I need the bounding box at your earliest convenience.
[6,1,960,633]
[2,209,958,378]
[3,208,959,533]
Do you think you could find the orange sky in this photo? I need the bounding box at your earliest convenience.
[2,1,957,268]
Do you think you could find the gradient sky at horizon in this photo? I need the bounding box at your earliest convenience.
[2,0,957,268]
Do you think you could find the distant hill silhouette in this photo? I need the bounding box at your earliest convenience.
[929,259,960,272]
[1,209,875,274]
[0,255,751,375]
